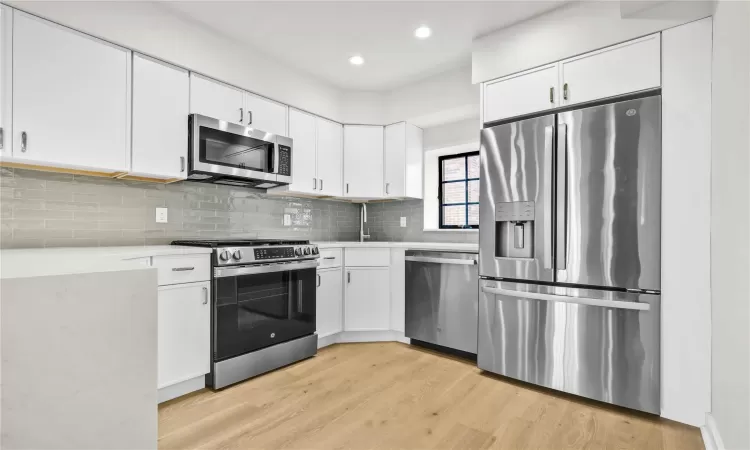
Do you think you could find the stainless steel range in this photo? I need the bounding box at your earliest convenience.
[172,239,319,389]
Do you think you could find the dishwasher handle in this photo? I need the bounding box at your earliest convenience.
[481,286,649,311]
[405,256,477,265]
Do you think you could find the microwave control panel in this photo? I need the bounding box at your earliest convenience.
[277,145,291,176]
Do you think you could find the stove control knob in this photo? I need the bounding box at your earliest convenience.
[294,247,303,256]
[219,250,230,262]
[312,246,319,255]
[304,247,311,255]
[233,250,243,260]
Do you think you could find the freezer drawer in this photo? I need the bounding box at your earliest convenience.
[478,279,660,414]
[405,251,478,354]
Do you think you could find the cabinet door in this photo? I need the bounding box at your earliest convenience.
[483,64,558,123]
[344,267,390,331]
[560,34,660,106]
[317,268,343,337]
[244,92,287,137]
[131,54,189,179]
[0,5,11,157]
[316,118,343,197]
[344,125,384,198]
[287,108,317,194]
[384,122,406,198]
[12,12,130,171]
[157,282,210,388]
[189,73,244,125]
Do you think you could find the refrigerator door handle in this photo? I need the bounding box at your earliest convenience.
[481,286,650,311]
[543,126,554,270]
[556,123,568,270]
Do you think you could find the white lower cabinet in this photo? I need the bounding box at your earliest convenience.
[157,281,210,390]
[316,267,343,337]
[344,267,390,331]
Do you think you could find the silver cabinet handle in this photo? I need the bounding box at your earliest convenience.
[180,156,185,173]
[481,285,649,311]
[202,286,208,305]
[0,127,3,150]
[247,110,253,125]
[347,272,351,284]
[21,131,27,152]
[549,87,554,104]
[323,256,336,260]
[556,123,568,270]
[239,108,244,123]
[320,179,323,191]
[313,178,317,190]
[405,256,476,265]
[172,266,195,272]
[563,83,569,100]
[542,125,553,270]
[317,274,321,287]
[385,182,390,195]
[346,183,349,194]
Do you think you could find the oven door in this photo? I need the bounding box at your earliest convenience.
[189,114,281,183]
[213,260,317,361]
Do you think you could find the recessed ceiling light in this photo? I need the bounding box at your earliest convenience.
[349,55,364,66]
[414,25,431,39]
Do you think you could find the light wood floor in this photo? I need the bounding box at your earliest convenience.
[159,342,704,450]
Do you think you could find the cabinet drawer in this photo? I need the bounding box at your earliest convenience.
[152,254,210,286]
[318,248,342,268]
[345,248,390,267]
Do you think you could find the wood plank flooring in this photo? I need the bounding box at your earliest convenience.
[158,342,704,450]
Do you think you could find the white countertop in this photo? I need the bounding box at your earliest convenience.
[314,241,478,253]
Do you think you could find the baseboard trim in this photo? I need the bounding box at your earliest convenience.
[158,376,205,404]
[318,331,410,349]
[701,413,725,450]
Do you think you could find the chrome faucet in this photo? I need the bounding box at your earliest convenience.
[360,203,370,242]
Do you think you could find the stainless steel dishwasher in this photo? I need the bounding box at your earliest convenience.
[405,250,479,354]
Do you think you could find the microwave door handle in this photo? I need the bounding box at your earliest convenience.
[273,143,280,174]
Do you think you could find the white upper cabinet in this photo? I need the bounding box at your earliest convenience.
[189,73,244,125]
[343,125,384,199]
[131,54,189,180]
[244,92,287,137]
[483,64,559,123]
[559,34,661,107]
[12,11,130,172]
[287,108,318,194]
[316,117,343,197]
[0,5,11,157]
[384,122,423,199]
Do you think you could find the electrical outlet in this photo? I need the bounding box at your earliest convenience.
[283,214,292,226]
[400,217,407,227]
[155,207,168,224]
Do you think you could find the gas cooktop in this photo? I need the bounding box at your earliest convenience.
[172,239,319,266]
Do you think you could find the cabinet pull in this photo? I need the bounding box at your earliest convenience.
[20,132,27,152]
[385,182,390,195]
[563,83,569,101]
[202,286,208,305]
[0,127,3,150]
[323,256,336,260]
[180,156,185,173]
[549,87,554,104]
[346,183,349,194]
[172,266,195,272]
[313,178,317,190]
[247,110,253,125]
[320,179,323,191]
[347,272,351,284]
[239,108,244,123]
[317,274,321,287]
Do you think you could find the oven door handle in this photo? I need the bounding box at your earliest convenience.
[214,259,319,278]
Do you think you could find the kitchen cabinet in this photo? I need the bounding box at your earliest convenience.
[285,108,317,194]
[483,64,559,123]
[189,73,245,125]
[130,54,189,181]
[11,11,130,173]
[384,122,423,199]
[559,34,660,107]
[343,125,384,199]
[244,92,287,137]
[344,267,390,331]
[157,281,211,389]
[317,267,343,338]
[316,117,343,197]
[0,5,11,158]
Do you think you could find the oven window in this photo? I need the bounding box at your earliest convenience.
[214,268,316,361]
[199,126,273,172]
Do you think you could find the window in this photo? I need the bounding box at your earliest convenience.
[439,151,479,229]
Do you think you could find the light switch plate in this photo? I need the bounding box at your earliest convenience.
[283,214,292,226]
[400,217,407,227]
[155,207,168,223]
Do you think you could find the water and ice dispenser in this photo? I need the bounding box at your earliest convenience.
[495,201,535,258]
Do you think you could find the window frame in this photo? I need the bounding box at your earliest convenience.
[438,151,480,229]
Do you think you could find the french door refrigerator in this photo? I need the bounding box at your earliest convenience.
[478,94,661,414]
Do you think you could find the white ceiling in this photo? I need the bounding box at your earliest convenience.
[163,1,566,91]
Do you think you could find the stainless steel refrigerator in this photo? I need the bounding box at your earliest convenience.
[478,94,661,414]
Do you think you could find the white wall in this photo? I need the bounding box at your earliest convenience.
[9,1,345,122]
[472,1,713,84]
[423,118,479,151]
[711,1,750,448]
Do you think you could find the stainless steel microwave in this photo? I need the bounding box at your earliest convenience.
[187,114,292,189]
